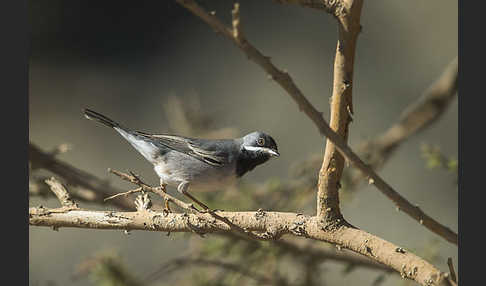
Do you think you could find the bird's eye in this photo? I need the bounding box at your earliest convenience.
[257,138,265,146]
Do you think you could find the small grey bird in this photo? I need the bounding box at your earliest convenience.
[83,109,279,210]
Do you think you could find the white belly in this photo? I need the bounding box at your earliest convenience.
[153,152,237,191]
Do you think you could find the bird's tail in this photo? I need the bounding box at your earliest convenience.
[83,108,121,128]
[84,108,160,163]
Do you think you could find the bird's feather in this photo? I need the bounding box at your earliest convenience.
[133,132,229,167]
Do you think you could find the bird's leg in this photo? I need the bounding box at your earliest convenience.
[159,179,171,214]
[177,182,212,212]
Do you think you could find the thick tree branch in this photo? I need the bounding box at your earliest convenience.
[220,231,394,273]
[317,0,363,222]
[352,58,458,186]
[29,207,452,286]
[176,0,457,245]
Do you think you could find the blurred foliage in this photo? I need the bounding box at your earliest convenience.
[420,143,458,183]
[74,250,143,286]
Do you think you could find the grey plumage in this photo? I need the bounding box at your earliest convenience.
[83,109,279,207]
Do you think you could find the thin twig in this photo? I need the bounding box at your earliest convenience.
[104,187,143,202]
[447,257,457,283]
[44,177,78,209]
[108,168,199,213]
[176,0,457,245]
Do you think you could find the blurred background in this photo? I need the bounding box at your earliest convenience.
[29,0,457,285]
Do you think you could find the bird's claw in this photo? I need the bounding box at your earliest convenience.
[163,198,172,216]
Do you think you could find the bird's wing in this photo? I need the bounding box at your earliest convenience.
[133,132,228,167]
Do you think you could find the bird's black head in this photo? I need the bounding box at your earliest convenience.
[236,131,279,177]
[241,131,279,157]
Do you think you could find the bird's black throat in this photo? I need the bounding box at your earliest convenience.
[235,148,271,177]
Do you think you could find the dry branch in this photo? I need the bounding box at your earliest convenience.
[29,206,452,286]
[30,175,452,285]
[220,231,394,273]
[175,0,456,245]
[317,0,363,223]
[44,177,78,209]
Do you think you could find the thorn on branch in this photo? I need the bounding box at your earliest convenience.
[395,247,406,254]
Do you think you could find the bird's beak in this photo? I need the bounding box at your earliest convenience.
[243,146,280,157]
[267,149,280,157]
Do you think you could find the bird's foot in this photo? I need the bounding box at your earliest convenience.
[163,198,172,216]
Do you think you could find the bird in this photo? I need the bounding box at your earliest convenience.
[83,108,280,211]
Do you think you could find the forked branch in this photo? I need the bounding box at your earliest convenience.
[175,0,457,245]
